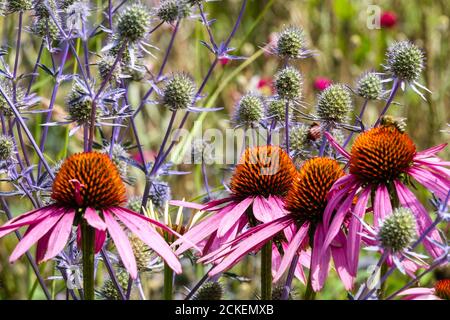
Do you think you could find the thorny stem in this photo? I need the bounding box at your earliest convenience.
[81,220,95,300]
[0,198,51,300]
[261,241,272,300]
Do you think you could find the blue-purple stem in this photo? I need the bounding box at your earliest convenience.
[343,99,368,148]
[284,101,290,153]
[374,79,400,127]
[281,253,299,300]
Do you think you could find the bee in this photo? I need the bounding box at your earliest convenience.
[380,115,407,133]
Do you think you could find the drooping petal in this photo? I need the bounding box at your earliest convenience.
[394,181,444,259]
[325,132,351,159]
[208,216,293,277]
[103,210,137,279]
[42,209,75,261]
[217,197,253,237]
[267,196,288,219]
[408,167,450,201]
[323,182,358,227]
[94,229,107,253]
[310,224,332,292]
[373,184,392,227]
[347,187,370,276]
[9,210,65,262]
[415,143,447,158]
[84,207,107,231]
[169,200,205,211]
[36,226,53,264]
[332,232,354,290]
[252,196,274,223]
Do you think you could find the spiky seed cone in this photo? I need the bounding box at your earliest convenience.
[162,73,196,111]
[100,269,129,300]
[289,124,310,156]
[357,72,382,100]
[129,234,151,271]
[0,135,14,161]
[98,55,122,83]
[117,3,151,42]
[157,0,190,23]
[276,26,305,59]
[233,93,264,127]
[274,66,303,100]
[66,82,94,125]
[386,41,424,82]
[194,282,223,300]
[266,98,290,123]
[378,208,416,252]
[316,84,352,123]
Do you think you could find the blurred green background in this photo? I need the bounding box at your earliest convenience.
[0,0,449,299]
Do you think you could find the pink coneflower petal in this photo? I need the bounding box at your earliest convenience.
[103,210,137,279]
[174,203,234,255]
[311,224,332,292]
[9,211,64,262]
[267,196,288,219]
[395,181,443,258]
[84,207,107,231]
[329,174,359,193]
[94,229,107,253]
[36,227,52,264]
[373,184,392,227]
[169,200,205,211]
[324,132,351,159]
[322,187,358,251]
[415,143,447,158]
[332,232,353,290]
[0,206,59,237]
[408,167,450,201]
[398,287,435,296]
[273,222,309,283]
[323,182,358,227]
[208,216,292,276]
[347,188,370,276]
[112,208,182,274]
[252,196,274,223]
[42,210,75,261]
[202,197,235,211]
[217,197,253,237]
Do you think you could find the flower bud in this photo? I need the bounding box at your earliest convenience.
[289,124,310,156]
[378,207,416,252]
[266,97,291,123]
[66,81,94,125]
[98,54,122,83]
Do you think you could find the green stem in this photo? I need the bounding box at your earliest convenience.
[163,262,174,300]
[81,220,95,300]
[304,270,317,300]
[261,241,272,300]
[379,262,388,299]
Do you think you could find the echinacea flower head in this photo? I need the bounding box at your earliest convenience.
[356,72,383,100]
[161,72,196,111]
[156,0,190,24]
[0,152,182,278]
[316,84,353,124]
[274,66,303,101]
[378,207,416,252]
[322,125,449,276]
[201,157,354,292]
[276,26,306,60]
[117,3,151,43]
[0,135,14,161]
[398,279,450,300]
[173,146,296,256]
[233,93,264,128]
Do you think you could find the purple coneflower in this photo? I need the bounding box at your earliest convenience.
[200,157,354,292]
[322,126,449,276]
[397,279,450,300]
[0,152,182,279]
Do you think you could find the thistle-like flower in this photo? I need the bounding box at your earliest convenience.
[161,73,196,111]
[274,66,303,101]
[1,0,32,14]
[117,3,151,43]
[156,0,190,24]
[232,93,264,128]
[265,97,291,125]
[356,72,384,100]
[266,26,313,60]
[97,54,122,84]
[384,41,430,100]
[289,124,311,159]
[66,79,94,125]
[0,135,14,161]
[99,268,129,300]
[193,281,223,300]
[378,208,416,252]
[316,84,353,125]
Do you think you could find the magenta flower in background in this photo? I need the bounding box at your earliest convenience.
[380,11,398,28]
[314,77,332,91]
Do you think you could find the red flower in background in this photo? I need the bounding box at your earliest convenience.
[314,77,332,91]
[380,11,397,28]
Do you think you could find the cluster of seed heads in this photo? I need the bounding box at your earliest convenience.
[386,41,424,82]
[378,207,416,252]
[162,73,196,111]
[316,84,353,123]
[156,0,190,24]
[193,281,223,300]
[233,93,264,127]
[117,3,151,43]
[274,66,303,100]
[356,72,383,100]
[99,269,129,300]
[0,135,14,161]
[276,26,306,59]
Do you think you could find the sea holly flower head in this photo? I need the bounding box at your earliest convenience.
[0,134,15,161]
[356,72,384,100]
[161,72,196,111]
[232,92,265,128]
[316,84,353,124]
[274,66,303,101]
[117,3,152,43]
[378,207,416,253]
[156,0,190,24]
